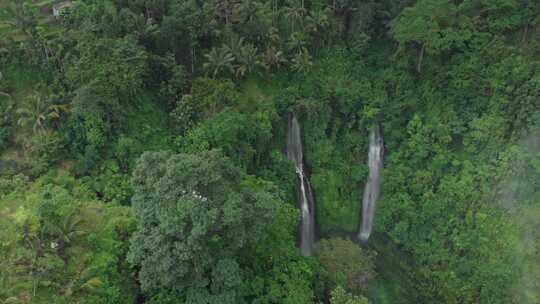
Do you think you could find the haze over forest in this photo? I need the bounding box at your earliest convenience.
[0,0,539,303]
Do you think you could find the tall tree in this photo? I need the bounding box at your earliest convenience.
[128,150,280,300]
[203,47,235,78]
[390,0,472,72]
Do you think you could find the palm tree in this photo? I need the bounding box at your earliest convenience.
[16,93,68,134]
[291,48,313,75]
[16,93,48,134]
[283,1,306,32]
[224,34,245,59]
[288,31,307,54]
[42,210,86,264]
[266,26,280,45]
[131,13,160,42]
[306,8,330,34]
[235,43,259,78]
[2,0,37,37]
[238,0,257,24]
[203,47,235,78]
[306,8,332,50]
[215,0,239,25]
[261,46,287,71]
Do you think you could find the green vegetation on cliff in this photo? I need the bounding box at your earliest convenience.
[1,0,539,303]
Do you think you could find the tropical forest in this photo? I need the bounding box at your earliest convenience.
[0,0,539,303]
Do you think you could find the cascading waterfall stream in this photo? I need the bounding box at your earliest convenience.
[287,113,316,256]
[358,125,384,243]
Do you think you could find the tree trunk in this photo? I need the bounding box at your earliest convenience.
[521,23,529,45]
[57,239,69,265]
[272,0,276,25]
[416,44,425,74]
[191,47,195,74]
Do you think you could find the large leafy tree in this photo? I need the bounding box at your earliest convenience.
[390,0,473,72]
[128,150,280,301]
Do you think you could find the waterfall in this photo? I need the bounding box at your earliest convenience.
[287,113,316,256]
[358,125,384,243]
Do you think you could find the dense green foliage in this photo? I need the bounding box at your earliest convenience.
[129,150,278,300]
[0,172,136,303]
[316,238,376,295]
[330,286,368,304]
[0,0,539,303]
